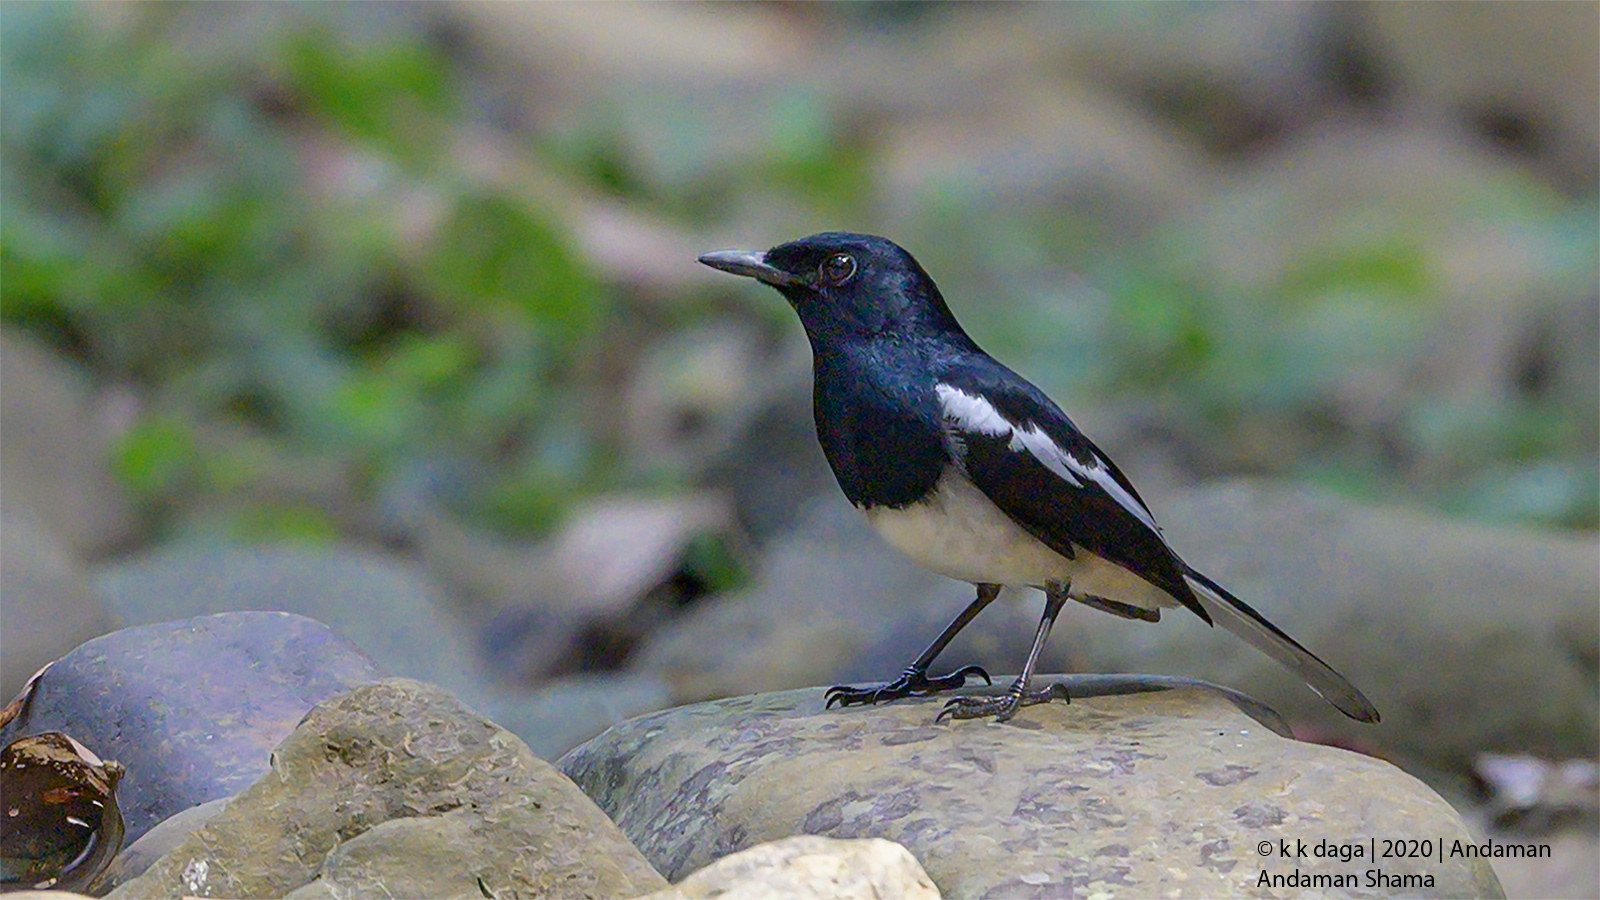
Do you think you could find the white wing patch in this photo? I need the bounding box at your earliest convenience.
[934,383,1161,533]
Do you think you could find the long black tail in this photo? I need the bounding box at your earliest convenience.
[1183,566,1380,723]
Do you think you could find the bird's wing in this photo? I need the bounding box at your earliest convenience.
[932,360,1208,621]
[935,359,1380,724]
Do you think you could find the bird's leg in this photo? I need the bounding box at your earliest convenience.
[825,583,1000,708]
[938,583,1071,723]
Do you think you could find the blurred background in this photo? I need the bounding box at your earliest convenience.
[2,2,1596,892]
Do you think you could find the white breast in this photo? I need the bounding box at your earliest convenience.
[862,469,1178,612]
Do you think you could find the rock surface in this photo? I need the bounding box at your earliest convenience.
[0,612,384,845]
[95,797,233,894]
[108,679,667,900]
[561,680,1503,899]
[640,835,940,900]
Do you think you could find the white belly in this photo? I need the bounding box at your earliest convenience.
[862,470,1178,611]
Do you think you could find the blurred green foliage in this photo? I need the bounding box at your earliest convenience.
[1092,193,1595,530]
[679,532,749,599]
[542,84,874,230]
[110,414,199,502]
[226,501,343,547]
[287,24,456,170]
[2,4,609,540]
[906,167,1594,530]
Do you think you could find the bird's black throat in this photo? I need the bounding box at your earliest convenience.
[810,338,948,510]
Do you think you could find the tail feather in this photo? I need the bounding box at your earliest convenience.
[1183,567,1380,724]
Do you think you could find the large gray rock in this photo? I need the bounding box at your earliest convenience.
[0,497,116,700]
[0,331,135,558]
[876,61,1209,236]
[94,545,484,698]
[0,612,384,845]
[109,679,668,900]
[561,680,1502,899]
[95,673,678,894]
[1082,480,1599,774]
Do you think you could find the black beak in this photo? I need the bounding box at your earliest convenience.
[697,249,800,287]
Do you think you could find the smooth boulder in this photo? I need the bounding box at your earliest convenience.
[560,678,1503,899]
[109,679,667,900]
[0,611,383,845]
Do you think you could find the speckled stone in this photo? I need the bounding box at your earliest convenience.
[560,677,1504,899]
[107,679,668,900]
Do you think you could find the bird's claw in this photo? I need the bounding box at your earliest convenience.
[920,664,991,691]
[934,682,1070,723]
[824,664,992,709]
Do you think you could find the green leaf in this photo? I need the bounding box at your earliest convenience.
[680,532,747,596]
[471,474,574,539]
[227,502,341,546]
[423,192,601,346]
[284,24,455,169]
[112,415,199,499]
[1280,241,1432,308]
[330,368,424,452]
[380,332,475,391]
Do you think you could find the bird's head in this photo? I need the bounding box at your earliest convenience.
[698,232,968,347]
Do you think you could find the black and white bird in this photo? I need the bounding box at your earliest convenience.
[698,232,1379,724]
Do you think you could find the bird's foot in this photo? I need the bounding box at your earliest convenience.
[935,682,1071,723]
[825,664,991,708]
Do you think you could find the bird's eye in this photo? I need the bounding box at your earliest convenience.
[819,253,856,285]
